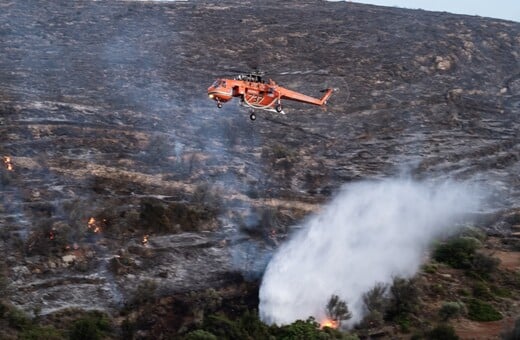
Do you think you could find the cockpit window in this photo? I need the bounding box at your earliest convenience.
[212,80,220,88]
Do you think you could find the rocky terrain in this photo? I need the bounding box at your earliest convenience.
[0,0,519,338]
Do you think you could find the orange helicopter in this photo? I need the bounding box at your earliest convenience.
[208,71,335,120]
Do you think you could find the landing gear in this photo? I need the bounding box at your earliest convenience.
[217,101,223,109]
[250,113,256,121]
[275,104,283,113]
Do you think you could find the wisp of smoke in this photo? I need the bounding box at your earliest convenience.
[259,178,483,326]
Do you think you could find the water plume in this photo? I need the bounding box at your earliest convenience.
[259,178,483,326]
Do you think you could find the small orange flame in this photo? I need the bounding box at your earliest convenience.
[320,318,339,329]
[142,234,149,245]
[3,156,13,171]
[87,217,102,233]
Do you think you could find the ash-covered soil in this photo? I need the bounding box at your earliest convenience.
[0,0,519,327]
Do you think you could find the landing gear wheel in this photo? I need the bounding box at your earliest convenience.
[275,104,283,113]
[217,102,223,109]
[250,113,256,121]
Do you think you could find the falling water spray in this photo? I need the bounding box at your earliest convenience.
[259,178,483,326]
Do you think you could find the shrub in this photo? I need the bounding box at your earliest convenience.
[68,311,111,340]
[201,314,248,339]
[363,283,389,314]
[470,252,500,278]
[187,288,223,320]
[466,298,502,321]
[422,263,438,274]
[184,329,218,340]
[6,307,31,330]
[121,318,136,340]
[472,281,494,301]
[140,198,173,233]
[490,284,512,298]
[191,183,221,213]
[20,326,63,340]
[426,324,459,340]
[238,310,271,339]
[275,317,324,339]
[127,280,158,308]
[395,315,411,333]
[459,226,487,242]
[140,190,220,233]
[433,237,479,269]
[438,301,465,321]
[358,310,385,329]
[387,277,420,319]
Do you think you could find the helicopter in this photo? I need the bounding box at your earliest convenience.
[208,71,335,120]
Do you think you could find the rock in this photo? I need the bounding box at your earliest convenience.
[435,56,453,70]
[62,255,76,265]
[11,266,30,280]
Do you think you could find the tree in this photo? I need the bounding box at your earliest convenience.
[326,295,352,327]
[387,277,420,319]
[363,283,389,314]
[361,283,389,328]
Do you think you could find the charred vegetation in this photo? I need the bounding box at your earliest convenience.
[0,0,519,338]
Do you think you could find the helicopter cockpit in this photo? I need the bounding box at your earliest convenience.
[236,73,264,83]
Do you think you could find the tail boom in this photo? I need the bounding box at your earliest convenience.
[279,87,335,106]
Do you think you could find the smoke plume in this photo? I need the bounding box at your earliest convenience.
[259,178,483,326]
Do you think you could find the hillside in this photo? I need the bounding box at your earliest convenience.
[0,0,519,338]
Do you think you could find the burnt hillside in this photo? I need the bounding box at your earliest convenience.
[0,0,519,338]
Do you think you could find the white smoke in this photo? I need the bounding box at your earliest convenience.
[259,178,483,326]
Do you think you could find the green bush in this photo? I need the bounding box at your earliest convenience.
[139,198,173,233]
[433,237,479,269]
[361,283,389,328]
[470,252,500,278]
[472,281,493,300]
[422,263,438,274]
[140,192,219,233]
[127,280,158,308]
[275,317,325,339]
[201,314,248,339]
[387,277,420,320]
[184,329,218,340]
[459,226,487,242]
[438,301,465,321]
[68,311,111,340]
[426,324,459,340]
[362,283,389,314]
[7,308,31,330]
[238,310,271,339]
[490,284,512,298]
[20,326,63,340]
[466,298,502,322]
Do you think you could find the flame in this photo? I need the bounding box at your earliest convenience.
[3,156,13,171]
[87,217,102,233]
[320,318,339,329]
[49,229,55,240]
[142,234,149,245]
